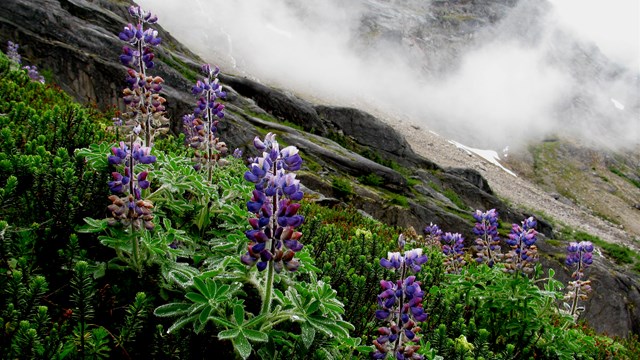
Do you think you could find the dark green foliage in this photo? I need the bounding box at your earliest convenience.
[331,176,354,198]
[359,173,384,186]
[299,202,398,337]
[609,167,640,189]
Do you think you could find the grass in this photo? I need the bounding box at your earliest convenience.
[442,188,468,210]
[157,52,198,82]
[609,167,640,189]
[559,229,640,268]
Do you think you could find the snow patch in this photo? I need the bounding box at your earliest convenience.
[448,140,517,177]
[610,98,625,110]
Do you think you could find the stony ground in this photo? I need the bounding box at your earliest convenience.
[389,118,639,251]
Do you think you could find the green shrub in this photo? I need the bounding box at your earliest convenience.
[332,177,354,198]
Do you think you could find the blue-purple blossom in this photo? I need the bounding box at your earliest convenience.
[241,133,305,272]
[106,141,156,231]
[22,65,45,84]
[6,41,20,64]
[183,64,228,178]
[374,248,428,359]
[473,209,503,266]
[504,216,539,275]
[118,6,165,147]
[440,232,465,274]
[564,241,594,320]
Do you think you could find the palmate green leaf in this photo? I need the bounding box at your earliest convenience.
[167,314,198,334]
[233,304,244,325]
[218,328,240,340]
[75,142,111,171]
[153,302,192,317]
[77,217,109,233]
[198,304,214,325]
[185,292,207,304]
[243,329,268,343]
[300,322,316,349]
[233,332,252,360]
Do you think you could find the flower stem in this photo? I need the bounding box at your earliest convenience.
[261,260,275,315]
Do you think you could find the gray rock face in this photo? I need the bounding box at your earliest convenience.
[1,0,638,337]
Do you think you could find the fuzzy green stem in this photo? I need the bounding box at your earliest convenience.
[261,166,279,315]
[129,137,140,272]
[261,260,275,315]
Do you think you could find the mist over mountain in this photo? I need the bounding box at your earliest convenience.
[138,0,639,151]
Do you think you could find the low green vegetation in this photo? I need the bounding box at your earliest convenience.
[558,228,640,270]
[1,29,640,359]
[610,167,640,189]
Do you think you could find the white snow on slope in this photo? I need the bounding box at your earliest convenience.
[448,140,518,177]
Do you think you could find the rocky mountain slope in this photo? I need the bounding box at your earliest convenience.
[0,0,638,336]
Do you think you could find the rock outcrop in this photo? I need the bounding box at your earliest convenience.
[1,0,638,337]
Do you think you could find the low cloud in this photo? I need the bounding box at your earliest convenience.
[137,0,639,150]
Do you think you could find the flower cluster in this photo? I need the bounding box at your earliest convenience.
[504,217,538,275]
[118,5,165,147]
[440,232,465,274]
[241,133,304,272]
[374,248,428,360]
[23,65,45,84]
[183,64,227,178]
[6,41,20,65]
[5,41,45,83]
[106,141,156,230]
[423,223,442,247]
[564,241,594,320]
[473,209,503,266]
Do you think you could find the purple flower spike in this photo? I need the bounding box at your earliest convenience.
[6,41,21,64]
[564,240,595,320]
[374,246,429,359]
[241,133,305,273]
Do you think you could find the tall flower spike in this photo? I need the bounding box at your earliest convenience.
[118,5,165,147]
[183,64,227,181]
[423,223,442,247]
[473,209,503,267]
[241,133,304,273]
[106,141,156,232]
[6,41,20,65]
[504,216,539,275]
[440,232,465,274]
[374,248,428,359]
[563,241,594,321]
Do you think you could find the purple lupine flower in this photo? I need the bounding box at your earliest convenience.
[564,241,594,320]
[241,133,305,273]
[374,248,428,360]
[473,209,503,267]
[440,232,466,274]
[106,140,156,231]
[6,41,20,64]
[118,6,164,147]
[22,65,45,84]
[183,63,227,179]
[504,216,539,275]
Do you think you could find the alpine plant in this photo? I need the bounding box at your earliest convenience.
[5,41,44,83]
[504,216,538,275]
[423,223,442,247]
[107,141,156,231]
[564,241,594,320]
[473,209,503,267]
[440,232,465,274]
[241,133,304,273]
[183,64,227,181]
[118,5,165,147]
[373,238,429,360]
